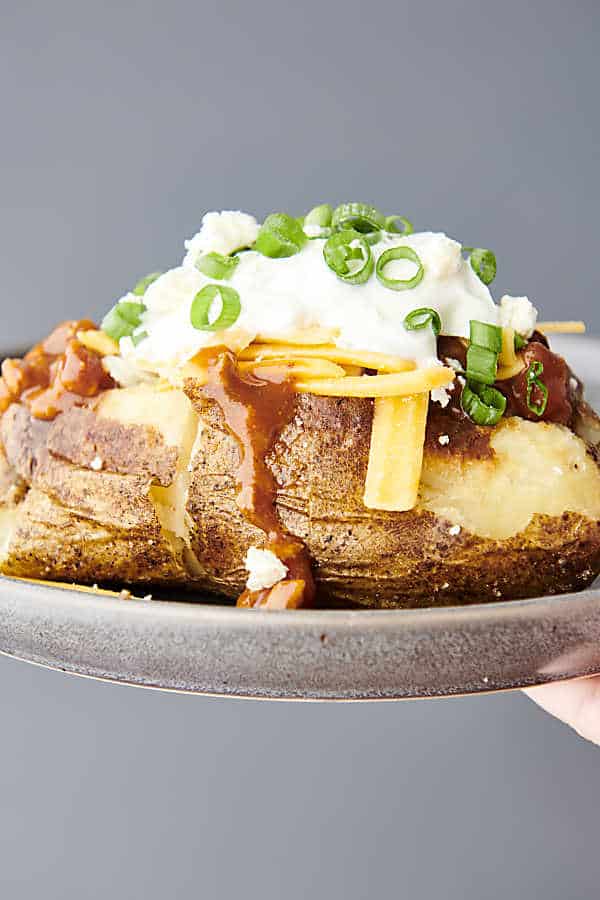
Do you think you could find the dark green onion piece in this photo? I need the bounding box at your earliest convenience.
[514,333,527,351]
[466,345,499,385]
[304,204,333,228]
[323,231,374,285]
[469,320,503,353]
[255,213,307,258]
[526,360,549,416]
[468,248,497,285]
[461,381,507,426]
[404,307,442,336]
[385,215,414,236]
[196,252,239,280]
[376,246,425,291]
[102,299,146,341]
[190,285,241,332]
[132,272,162,297]
[332,202,386,235]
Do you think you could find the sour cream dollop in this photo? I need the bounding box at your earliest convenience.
[122,212,503,375]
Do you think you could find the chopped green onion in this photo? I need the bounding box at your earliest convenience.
[376,246,425,291]
[332,202,386,235]
[196,252,239,280]
[514,334,527,351]
[526,360,549,416]
[255,213,307,258]
[304,204,333,228]
[323,231,374,285]
[404,307,442,336]
[132,330,148,347]
[469,320,503,354]
[303,205,333,239]
[132,272,162,297]
[102,299,146,342]
[385,215,414,236]
[467,248,497,285]
[190,285,241,332]
[461,381,507,426]
[466,345,499,385]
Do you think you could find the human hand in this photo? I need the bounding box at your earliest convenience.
[524,677,600,744]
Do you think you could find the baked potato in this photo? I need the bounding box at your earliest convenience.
[0,377,598,608]
[1,205,599,609]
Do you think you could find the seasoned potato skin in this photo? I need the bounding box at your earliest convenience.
[184,385,600,607]
[0,382,599,608]
[0,404,190,586]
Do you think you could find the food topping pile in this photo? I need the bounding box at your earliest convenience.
[0,204,590,609]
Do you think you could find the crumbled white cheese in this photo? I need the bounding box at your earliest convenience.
[444,357,463,372]
[499,294,538,338]
[244,547,288,592]
[448,524,461,536]
[183,211,260,265]
[431,387,451,408]
[90,455,103,471]
[438,434,450,446]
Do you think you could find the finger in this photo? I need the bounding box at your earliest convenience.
[524,676,600,745]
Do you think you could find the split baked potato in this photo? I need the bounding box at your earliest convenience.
[1,378,599,608]
[1,206,599,609]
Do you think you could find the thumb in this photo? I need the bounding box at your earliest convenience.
[524,676,600,745]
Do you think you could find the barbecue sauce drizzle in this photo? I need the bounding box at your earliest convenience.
[200,349,316,610]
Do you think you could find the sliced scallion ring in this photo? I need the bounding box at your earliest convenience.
[132,272,162,296]
[526,360,549,416]
[255,213,307,258]
[376,246,425,291]
[385,215,414,236]
[323,230,374,285]
[467,247,497,285]
[304,204,333,229]
[466,344,499,385]
[461,381,507,426]
[190,284,241,332]
[332,202,386,235]
[404,307,442,336]
[514,333,528,351]
[196,252,239,280]
[469,320,503,353]
[131,330,148,347]
[102,299,146,341]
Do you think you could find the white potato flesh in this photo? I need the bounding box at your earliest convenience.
[420,418,600,540]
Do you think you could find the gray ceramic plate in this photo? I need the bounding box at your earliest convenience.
[0,336,599,701]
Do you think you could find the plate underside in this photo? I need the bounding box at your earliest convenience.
[0,335,599,700]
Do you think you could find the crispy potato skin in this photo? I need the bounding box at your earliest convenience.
[0,383,599,608]
[184,385,600,607]
[0,405,191,586]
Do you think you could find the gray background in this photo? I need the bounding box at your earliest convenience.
[1,1,599,898]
